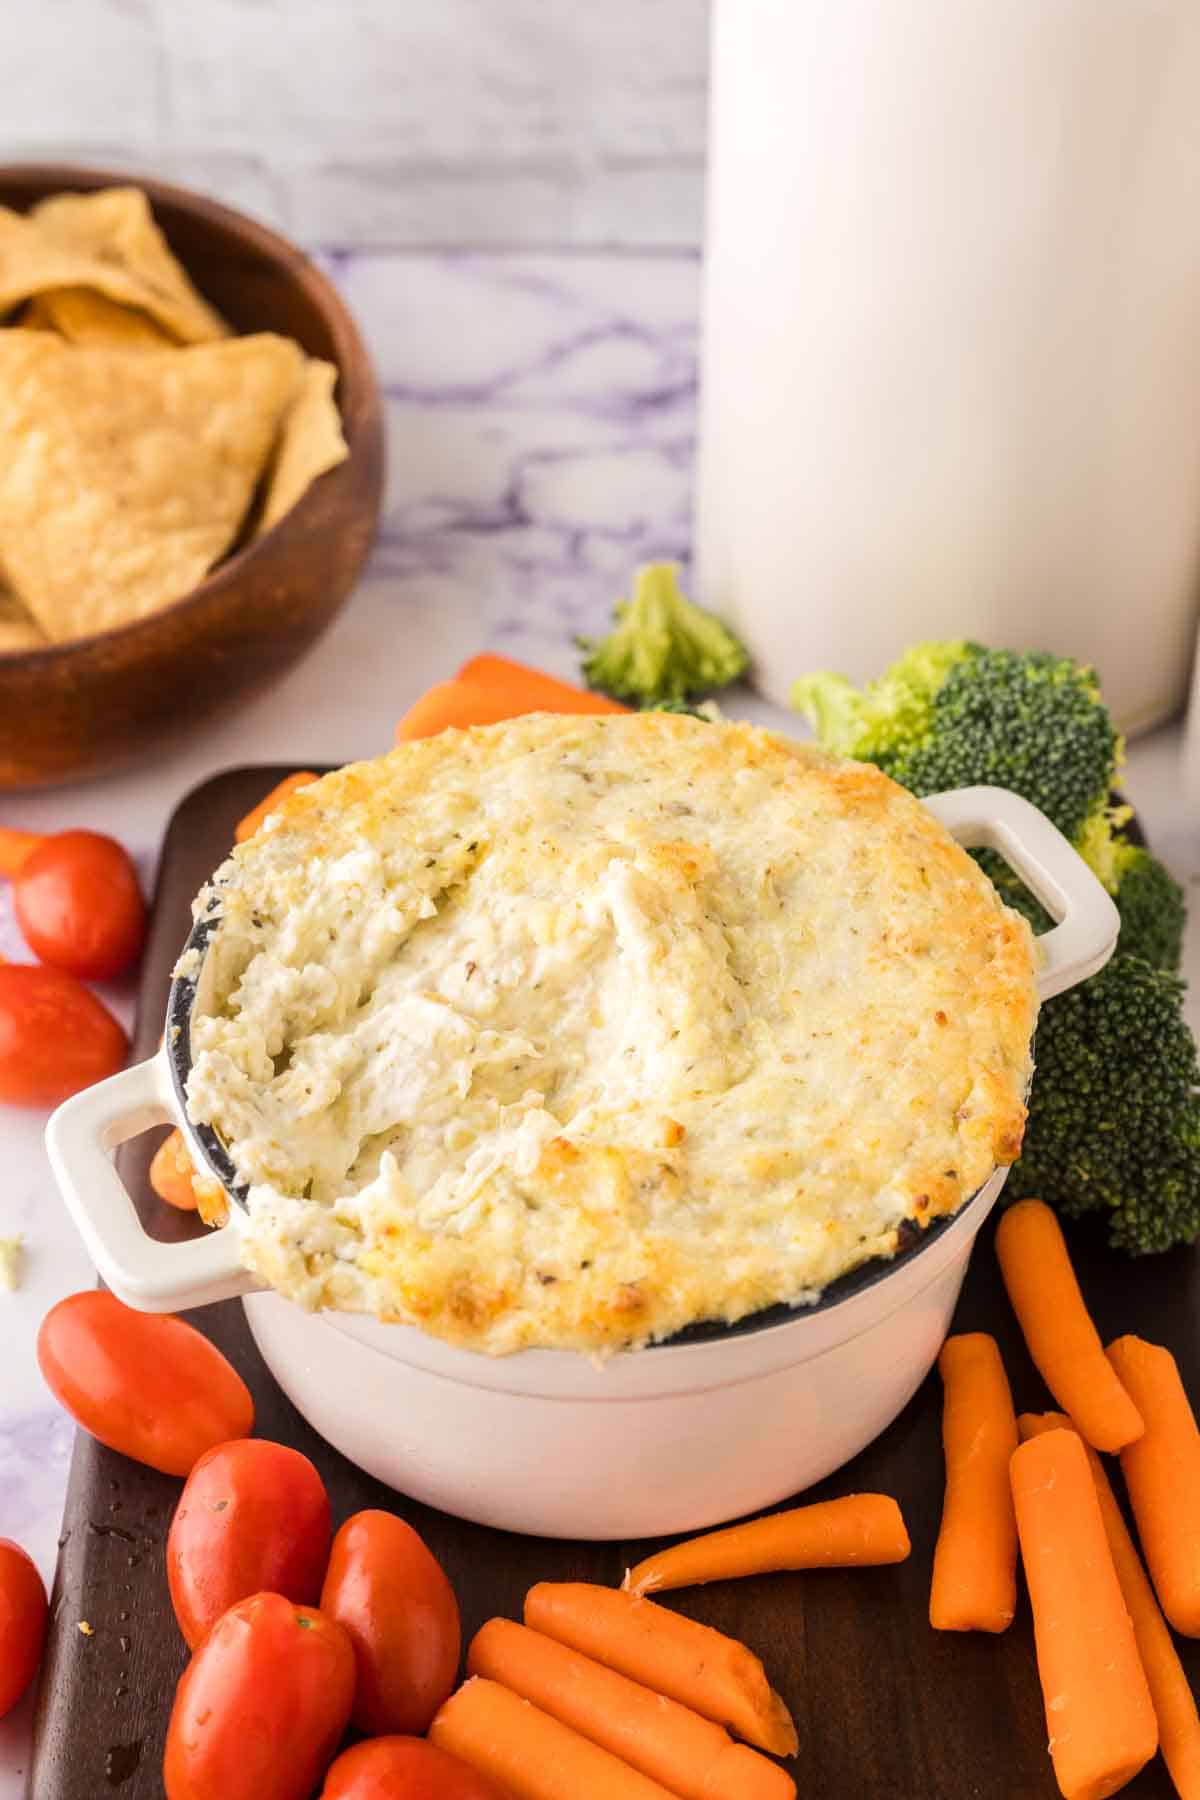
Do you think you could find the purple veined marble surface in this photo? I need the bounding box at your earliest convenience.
[0,247,1193,1798]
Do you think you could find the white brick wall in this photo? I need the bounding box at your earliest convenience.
[0,0,710,246]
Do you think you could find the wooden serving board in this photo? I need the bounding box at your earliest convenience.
[30,766,1200,1800]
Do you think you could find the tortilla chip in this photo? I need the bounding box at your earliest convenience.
[0,197,226,346]
[32,189,228,344]
[14,298,57,333]
[0,584,47,652]
[24,286,172,348]
[0,330,303,641]
[257,359,349,535]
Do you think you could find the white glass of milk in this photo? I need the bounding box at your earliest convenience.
[696,0,1200,732]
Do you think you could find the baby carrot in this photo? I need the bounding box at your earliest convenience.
[430,1677,678,1800]
[1011,1427,1157,1800]
[995,1199,1143,1452]
[148,1129,199,1212]
[234,771,319,844]
[456,653,630,714]
[0,829,44,878]
[625,1494,909,1598]
[524,1582,797,1758]
[397,678,534,741]
[396,657,627,742]
[1021,1411,1200,1800]
[930,1333,1019,1632]
[468,1619,794,1800]
[1107,1336,1200,1637]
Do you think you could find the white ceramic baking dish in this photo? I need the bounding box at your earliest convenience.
[47,785,1119,1539]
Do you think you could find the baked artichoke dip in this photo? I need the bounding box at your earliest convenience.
[182,713,1038,1355]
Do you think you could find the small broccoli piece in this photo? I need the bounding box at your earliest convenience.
[1110,843,1186,974]
[793,642,1121,846]
[645,701,709,719]
[580,563,749,706]
[1006,953,1200,1254]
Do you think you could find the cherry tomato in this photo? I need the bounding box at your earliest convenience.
[320,1510,461,1735]
[37,1291,254,1476]
[168,1440,332,1649]
[0,963,127,1106]
[164,1592,355,1800]
[320,1736,507,1800]
[13,830,146,981]
[0,1540,48,1718]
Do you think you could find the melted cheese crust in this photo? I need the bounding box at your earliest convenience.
[184,714,1037,1354]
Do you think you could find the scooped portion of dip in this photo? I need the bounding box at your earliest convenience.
[183,713,1037,1355]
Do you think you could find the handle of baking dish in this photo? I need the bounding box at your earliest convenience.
[923,785,1121,1000]
[45,1053,257,1313]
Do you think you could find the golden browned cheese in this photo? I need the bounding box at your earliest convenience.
[184,714,1038,1355]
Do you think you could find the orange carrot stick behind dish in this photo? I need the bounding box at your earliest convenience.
[467,1618,795,1800]
[1020,1411,1200,1800]
[1106,1337,1200,1638]
[930,1333,1019,1633]
[624,1494,909,1598]
[148,1129,200,1212]
[456,653,630,713]
[430,1676,678,1800]
[395,678,532,741]
[235,771,319,844]
[1011,1427,1157,1800]
[396,656,627,742]
[524,1582,797,1758]
[995,1199,1143,1452]
[0,829,45,878]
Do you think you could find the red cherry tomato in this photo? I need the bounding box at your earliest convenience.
[320,1736,507,1800]
[0,963,127,1106]
[168,1440,332,1650]
[37,1291,254,1476]
[320,1510,461,1735]
[0,1540,48,1718]
[164,1592,355,1800]
[13,830,146,980]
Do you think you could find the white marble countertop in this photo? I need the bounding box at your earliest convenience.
[0,247,1196,1794]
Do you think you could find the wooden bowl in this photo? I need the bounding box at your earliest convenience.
[0,164,385,789]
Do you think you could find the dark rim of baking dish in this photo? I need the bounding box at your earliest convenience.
[166,900,1002,1350]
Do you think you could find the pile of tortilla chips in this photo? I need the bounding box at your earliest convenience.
[0,187,350,652]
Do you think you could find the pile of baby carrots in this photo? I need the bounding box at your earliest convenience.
[426,1490,911,1800]
[421,1198,1200,1800]
[933,1197,1200,1800]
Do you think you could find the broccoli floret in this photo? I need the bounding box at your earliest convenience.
[1110,843,1186,974]
[580,563,748,706]
[1006,954,1200,1254]
[792,641,967,766]
[793,642,1121,846]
